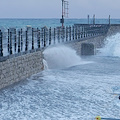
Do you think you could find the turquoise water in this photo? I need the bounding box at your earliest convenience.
[0,18,120,29]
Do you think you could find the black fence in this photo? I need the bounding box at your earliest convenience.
[0,24,110,59]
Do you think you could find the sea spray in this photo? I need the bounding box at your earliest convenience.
[99,33,120,57]
[43,45,91,69]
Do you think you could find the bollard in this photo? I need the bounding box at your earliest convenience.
[32,28,34,50]
[10,32,12,55]
[0,30,3,56]
[18,31,21,53]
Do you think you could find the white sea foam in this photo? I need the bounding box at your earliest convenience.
[99,33,120,57]
[43,45,91,69]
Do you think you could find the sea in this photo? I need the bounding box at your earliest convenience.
[0,18,120,120]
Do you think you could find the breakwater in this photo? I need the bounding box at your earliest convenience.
[0,24,118,89]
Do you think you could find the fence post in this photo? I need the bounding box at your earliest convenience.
[32,28,34,50]
[8,29,10,52]
[18,31,21,53]
[37,28,40,48]
[25,30,28,51]
[49,27,51,45]
[0,30,3,56]
[10,32,12,55]
[21,29,23,51]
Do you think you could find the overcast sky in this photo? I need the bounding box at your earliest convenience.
[0,0,120,19]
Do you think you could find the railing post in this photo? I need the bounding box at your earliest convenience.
[8,29,10,52]
[10,32,12,55]
[49,27,51,45]
[21,29,23,51]
[54,28,56,44]
[18,31,21,53]
[0,30,3,56]
[41,28,43,46]
[69,26,71,41]
[61,27,64,42]
[25,30,28,51]
[57,27,60,43]
[75,26,77,40]
[32,28,34,50]
[44,28,46,47]
[66,26,68,41]
[37,28,40,48]
[72,26,74,40]
[14,29,17,52]
[77,26,80,39]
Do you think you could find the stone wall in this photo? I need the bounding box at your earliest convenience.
[67,35,106,55]
[0,50,44,89]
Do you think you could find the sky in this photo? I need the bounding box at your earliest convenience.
[0,0,120,19]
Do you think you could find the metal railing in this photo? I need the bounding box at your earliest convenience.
[0,24,110,61]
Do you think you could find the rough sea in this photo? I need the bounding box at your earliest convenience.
[0,19,120,120]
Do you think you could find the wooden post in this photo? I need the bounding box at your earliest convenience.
[10,32,12,54]
[32,28,34,50]
[25,30,28,51]
[0,30,3,56]
[18,31,21,53]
